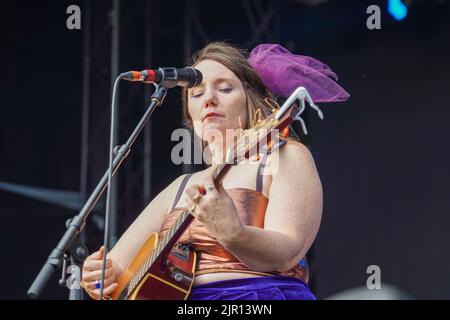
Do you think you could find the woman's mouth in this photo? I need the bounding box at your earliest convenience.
[203,112,223,122]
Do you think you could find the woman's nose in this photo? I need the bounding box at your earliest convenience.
[202,89,218,108]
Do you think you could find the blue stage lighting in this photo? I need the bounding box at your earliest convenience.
[388,0,408,21]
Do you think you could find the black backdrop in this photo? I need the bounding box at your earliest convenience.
[1,0,449,299]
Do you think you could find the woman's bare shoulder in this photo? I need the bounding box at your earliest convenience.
[268,139,317,174]
[283,139,313,155]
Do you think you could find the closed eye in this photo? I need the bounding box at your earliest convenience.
[190,92,203,98]
[190,87,233,98]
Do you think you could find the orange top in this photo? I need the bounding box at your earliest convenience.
[158,187,309,283]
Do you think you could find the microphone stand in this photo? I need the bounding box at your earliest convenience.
[27,83,168,299]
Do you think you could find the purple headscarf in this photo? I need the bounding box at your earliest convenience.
[248,43,350,103]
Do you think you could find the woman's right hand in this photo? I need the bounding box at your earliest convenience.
[81,246,118,299]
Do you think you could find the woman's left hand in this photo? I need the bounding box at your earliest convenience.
[185,173,244,243]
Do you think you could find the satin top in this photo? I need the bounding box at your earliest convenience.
[158,142,309,283]
[158,188,309,283]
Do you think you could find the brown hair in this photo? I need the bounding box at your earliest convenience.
[181,41,277,131]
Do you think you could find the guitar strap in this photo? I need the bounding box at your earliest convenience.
[170,173,194,212]
[256,139,288,193]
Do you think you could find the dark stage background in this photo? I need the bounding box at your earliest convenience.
[1,0,449,299]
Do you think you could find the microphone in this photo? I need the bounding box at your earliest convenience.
[120,67,202,88]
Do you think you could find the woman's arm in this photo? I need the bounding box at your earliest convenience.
[106,174,188,274]
[220,141,323,272]
[81,174,188,298]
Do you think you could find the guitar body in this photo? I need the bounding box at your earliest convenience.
[110,232,197,300]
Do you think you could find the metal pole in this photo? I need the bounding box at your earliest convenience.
[183,0,195,173]
[109,0,120,248]
[143,0,154,204]
[80,0,91,245]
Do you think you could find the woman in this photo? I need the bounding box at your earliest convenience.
[81,42,346,300]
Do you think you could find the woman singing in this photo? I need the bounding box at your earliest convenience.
[81,41,349,300]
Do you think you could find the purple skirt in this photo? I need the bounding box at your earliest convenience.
[188,276,316,300]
